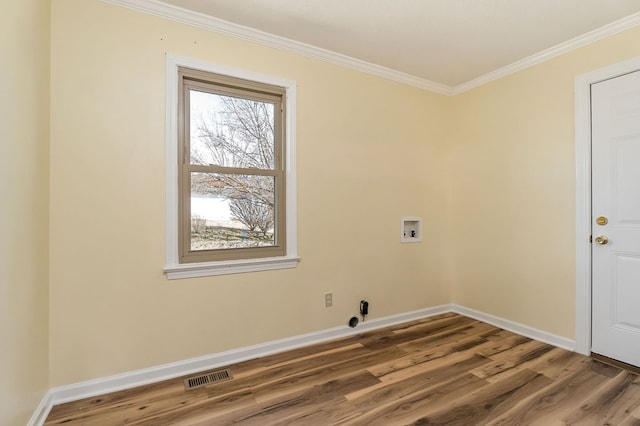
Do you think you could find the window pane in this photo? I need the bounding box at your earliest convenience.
[189,90,275,169]
[190,172,276,251]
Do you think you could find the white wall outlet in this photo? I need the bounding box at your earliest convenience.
[324,292,333,307]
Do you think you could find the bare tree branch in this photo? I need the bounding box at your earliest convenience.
[192,95,276,235]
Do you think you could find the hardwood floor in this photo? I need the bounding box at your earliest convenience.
[45,313,640,425]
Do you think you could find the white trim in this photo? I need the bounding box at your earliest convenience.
[27,391,52,426]
[574,71,593,356]
[451,305,575,351]
[36,304,579,415]
[164,256,300,279]
[574,56,640,355]
[453,13,640,95]
[44,305,451,408]
[100,0,452,95]
[101,0,640,96]
[164,54,299,279]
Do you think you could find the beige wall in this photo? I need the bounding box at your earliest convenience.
[0,0,51,423]
[49,0,451,386]
[448,27,640,338]
[40,0,640,393]
[2,0,639,417]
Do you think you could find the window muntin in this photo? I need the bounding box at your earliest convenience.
[178,68,286,263]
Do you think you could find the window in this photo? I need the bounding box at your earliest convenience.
[179,68,286,262]
[165,56,298,279]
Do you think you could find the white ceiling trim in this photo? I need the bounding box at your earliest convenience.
[452,12,640,95]
[101,0,640,96]
[99,0,453,95]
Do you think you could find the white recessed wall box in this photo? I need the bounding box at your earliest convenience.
[401,216,422,243]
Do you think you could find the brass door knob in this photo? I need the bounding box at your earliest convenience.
[594,235,609,245]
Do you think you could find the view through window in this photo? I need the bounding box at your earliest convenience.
[179,69,286,263]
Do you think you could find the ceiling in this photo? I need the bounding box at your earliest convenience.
[156,0,640,90]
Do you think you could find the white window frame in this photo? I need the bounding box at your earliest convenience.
[164,54,298,279]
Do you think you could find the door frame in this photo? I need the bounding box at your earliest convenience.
[574,56,640,355]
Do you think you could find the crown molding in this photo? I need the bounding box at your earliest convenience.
[452,12,640,95]
[99,0,453,95]
[100,0,639,96]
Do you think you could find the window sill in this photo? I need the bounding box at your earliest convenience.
[164,256,300,279]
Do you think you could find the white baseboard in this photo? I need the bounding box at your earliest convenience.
[32,303,576,425]
[38,304,450,422]
[27,390,52,426]
[451,304,575,351]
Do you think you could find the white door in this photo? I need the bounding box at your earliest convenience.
[591,70,640,367]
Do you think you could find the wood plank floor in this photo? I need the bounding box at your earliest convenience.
[45,313,640,425]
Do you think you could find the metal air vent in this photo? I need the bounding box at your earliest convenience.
[184,368,233,390]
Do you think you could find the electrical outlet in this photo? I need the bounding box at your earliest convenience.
[324,292,333,307]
